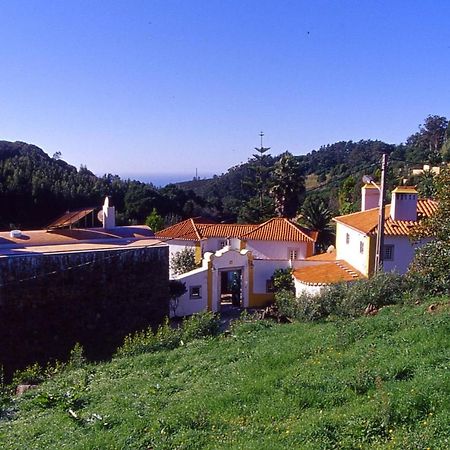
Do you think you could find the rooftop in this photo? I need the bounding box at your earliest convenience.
[333,199,437,236]
[293,260,365,286]
[0,226,165,256]
[156,217,316,243]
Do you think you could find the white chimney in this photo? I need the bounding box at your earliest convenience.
[390,187,418,221]
[361,184,380,211]
[102,197,116,228]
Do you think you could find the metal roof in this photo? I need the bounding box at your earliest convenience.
[47,208,96,229]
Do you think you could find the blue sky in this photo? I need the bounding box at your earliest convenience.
[1,1,449,182]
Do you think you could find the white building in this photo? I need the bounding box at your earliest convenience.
[156,217,317,315]
[293,185,437,295]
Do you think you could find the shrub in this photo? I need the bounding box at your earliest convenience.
[276,272,408,322]
[12,363,45,386]
[181,312,221,341]
[271,268,295,293]
[116,313,221,357]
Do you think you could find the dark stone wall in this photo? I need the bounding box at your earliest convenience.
[0,245,169,379]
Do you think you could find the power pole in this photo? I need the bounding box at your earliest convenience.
[374,153,387,272]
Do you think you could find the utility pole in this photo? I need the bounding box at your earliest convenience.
[374,153,387,272]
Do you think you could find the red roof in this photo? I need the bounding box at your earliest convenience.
[156,217,316,243]
[241,218,316,242]
[333,199,437,237]
[293,260,365,285]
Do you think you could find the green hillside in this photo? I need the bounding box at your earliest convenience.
[1,300,448,449]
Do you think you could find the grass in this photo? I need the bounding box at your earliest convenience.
[0,299,449,449]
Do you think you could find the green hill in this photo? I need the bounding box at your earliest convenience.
[1,300,448,449]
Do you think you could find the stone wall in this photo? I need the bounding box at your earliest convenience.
[0,245,169,379]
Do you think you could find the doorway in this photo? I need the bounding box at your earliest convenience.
[220,269,242,308]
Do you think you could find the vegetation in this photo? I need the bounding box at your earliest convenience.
[1,114,448,230]
[276,272,408,322]
[170,248,197,276]
[271,268,294,293]
[408,167,450,295]
[0,299,448,449]
[168,280,187,317]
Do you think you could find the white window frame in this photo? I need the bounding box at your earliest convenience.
[359,241,364,254]
[288,249,298,260]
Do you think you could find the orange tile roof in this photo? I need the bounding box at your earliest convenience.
[333,199,437,237]
[240,218,316,242]
[156,218,204,241]
[156,217,316,243]
[306,250,336,261]
[293,261,365,285]
[197,223,258,238]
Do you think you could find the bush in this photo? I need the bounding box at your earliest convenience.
[170,248,197,275]
[271,268,294,293]
[116,313,221,357]
[408,241,450,296]
[276,272,408,322]
[181,312,221,341]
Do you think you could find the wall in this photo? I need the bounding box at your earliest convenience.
[382,236,427,274]
[172,267,208,316]
[294,279,323,296]
[335,224,370,275]
[0,245,169,380]
[246,240,308,260]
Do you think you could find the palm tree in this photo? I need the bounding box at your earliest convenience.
[299,196,335,252]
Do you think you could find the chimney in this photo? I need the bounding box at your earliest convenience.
[102,197,116,228]
[361,183,380,211]
[390,187,418,221]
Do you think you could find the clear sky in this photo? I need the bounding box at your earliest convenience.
[1,1,449,182]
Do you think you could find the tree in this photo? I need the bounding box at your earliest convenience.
[271,268,294,293]
[299,196,335,252]
[170,248,197,276]
[168,279,187,317]
[408,167,450,295]
[406,115,449,163]
[270,152,305,217]
[338,176,357,214]
[145,208,165,232]
[252,131,271,209]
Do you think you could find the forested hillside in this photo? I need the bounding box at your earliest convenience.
[0,114,448,230]
[0,141,205,230]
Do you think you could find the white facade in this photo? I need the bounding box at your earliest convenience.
[382,236,429,274]
[335,223,371,276]
[245,240,309,260]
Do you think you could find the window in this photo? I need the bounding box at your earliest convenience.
[383,245,395,261]
[359,241,364,254]
[219,240,227,249]
[288,249,298,260]
[346,233,350,244]
[266,279,275,293]
[189,286,202,299]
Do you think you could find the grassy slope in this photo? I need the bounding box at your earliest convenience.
[1,301,449,450]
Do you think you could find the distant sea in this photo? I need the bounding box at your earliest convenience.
[116,173,215,187]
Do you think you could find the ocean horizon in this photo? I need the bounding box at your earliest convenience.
[115,172,215,187]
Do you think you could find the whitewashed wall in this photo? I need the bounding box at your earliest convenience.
[246,240,308,260]
[252,259,291,293]
[294,279,323,296]
[382,236,428,274]
[335,224,370,275]
[172,267,208,317]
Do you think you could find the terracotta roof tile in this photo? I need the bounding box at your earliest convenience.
[197,223,258,238]
[333,199,437,237]
[240,218,315,242]
[293,260,365,285]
